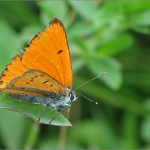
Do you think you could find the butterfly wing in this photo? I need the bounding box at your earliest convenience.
[0,69,70,104]
[0,17,72,89]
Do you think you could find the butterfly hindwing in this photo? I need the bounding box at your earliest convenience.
[1,69,67,94]
[0,69,70,103]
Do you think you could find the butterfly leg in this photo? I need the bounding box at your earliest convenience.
[49,107,63,125]
[38,103,49,122]
[64,104,71,118]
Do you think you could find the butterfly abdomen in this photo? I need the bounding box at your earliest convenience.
[9,93,49,104]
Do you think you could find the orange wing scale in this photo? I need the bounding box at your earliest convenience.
[0,54,29,88]
[0,17,72,89]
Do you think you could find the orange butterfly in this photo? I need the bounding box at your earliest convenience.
[0,17,105,125]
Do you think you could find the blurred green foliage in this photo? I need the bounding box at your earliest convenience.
[0,1,150,149]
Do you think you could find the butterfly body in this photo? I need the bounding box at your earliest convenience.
[8,88,72,110]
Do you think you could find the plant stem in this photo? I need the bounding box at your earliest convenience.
[24,121,40,149]
[58,107,69,149]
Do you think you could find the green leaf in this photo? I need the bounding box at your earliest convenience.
[0,21,22,71]
[0,93,72,126]
[72,58,86,73]
[0,2,39,29]
[70,120,117,149]
[70,37,89,53]
[120,113,139,149]
[0,109,25,149]
[20,25,44,44]
[132,26,150,34]
[69,1,97,20]
[141,115,150,143]
[136,9,150,26]
[141,98,150,143]
[93,3,123,26]
[37,1,68,21]
[122,1,150,12]
[98,33,134,56]
[67,22,94,38]
[87,57,122,90]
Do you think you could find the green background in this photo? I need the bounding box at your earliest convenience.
[0,1,150,149]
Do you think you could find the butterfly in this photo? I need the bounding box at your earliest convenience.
[0,17,105,125]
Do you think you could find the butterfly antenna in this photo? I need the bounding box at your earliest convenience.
[74,72,106,92]
[78,93,98,104]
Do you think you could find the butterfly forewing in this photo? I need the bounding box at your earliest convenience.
[22,18,72,88]
[0,54,29,88]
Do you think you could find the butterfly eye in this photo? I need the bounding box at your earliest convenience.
[69,92,74,101]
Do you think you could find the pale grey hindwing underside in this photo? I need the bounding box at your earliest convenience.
[8,93,59,104]
[7,86,68,105]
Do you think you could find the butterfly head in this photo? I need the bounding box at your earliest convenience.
[69,91,77,102]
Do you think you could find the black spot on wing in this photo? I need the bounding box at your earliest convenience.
[57,50,63,54]
[43,80,49,83]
